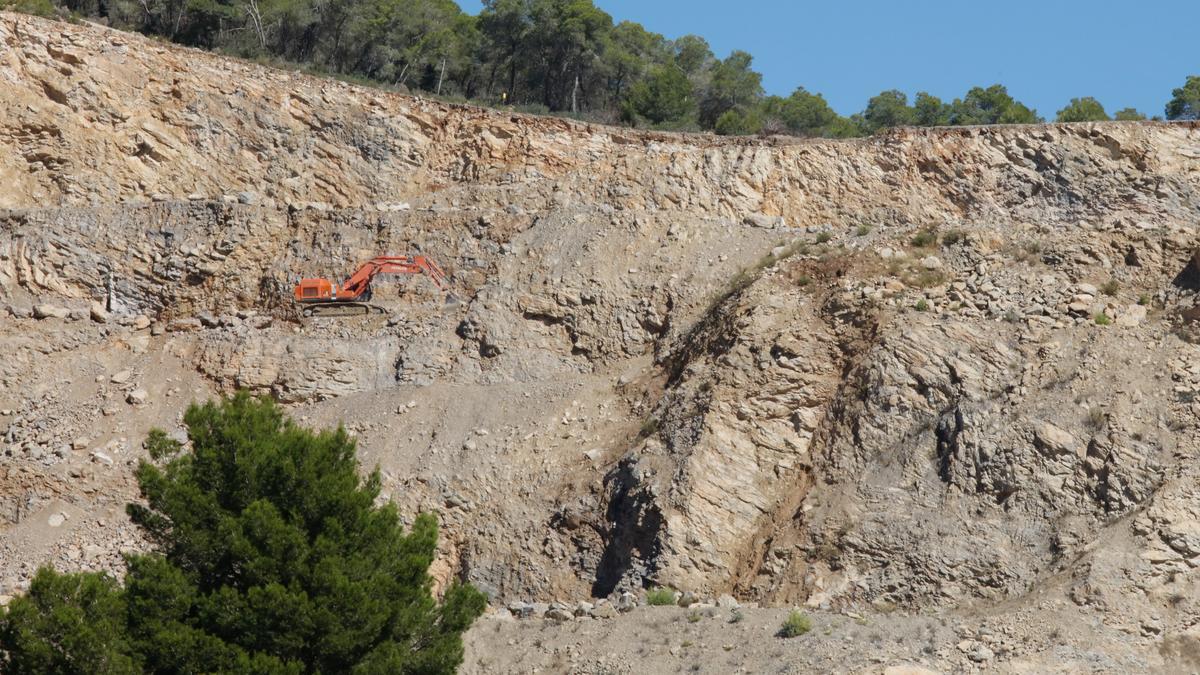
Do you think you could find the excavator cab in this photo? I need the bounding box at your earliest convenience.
[294,278,335,303]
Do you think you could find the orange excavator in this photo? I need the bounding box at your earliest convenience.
[293,255,448,316]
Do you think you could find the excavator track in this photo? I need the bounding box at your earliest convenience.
[299,302,388,318]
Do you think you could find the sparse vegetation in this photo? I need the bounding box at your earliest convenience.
[1094,312,1112,326]
[871,600,899,614]
[795,275,812,287]
[910,270,947,289]
[728,609,744,624]
[1101,280,1120,296]
[646,588,677,606]
[910,228,939,248]
[2,0,56,16]
[706,240,808,313]
[779,610,813,638]
[1138,294,1151,306]
[856,224,873,236]
[941,229,967,246]
[687,612,702,623]
[1086,406,1108,430]
[815,232,833,244]
[1014,240,1044,263]
[639,416,661,438]
[915,299,930,312]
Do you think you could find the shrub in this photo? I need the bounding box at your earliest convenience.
[856,224,872,236]
[941,229,967,246]
[795,275,812,287]
[1138,294,1151,306]
[646,588,677,606]
[910,228,939,248]
[779,610,813,638]
[1086,407,1107,429]
[687,613,702,623]
[910,270,946,289]
[1015,240,1043,263]
[1094,312,1112,326]
[0,393,485,674]
[1101,280,1120,296]
[815,232,833,244]
[639,416,661,438]
[914,299,930,312]
[2,0,57,17]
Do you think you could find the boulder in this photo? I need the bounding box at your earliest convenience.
[507,601,535,619]
[89,302,109,323]
[1034,422,1078,457]
[1115,304,1147,327]
[589,603,618,619]
[168,318,203,332]
[743,213,786,229]
[33,303,69,319]
[126,389,148,405]
[616,591,637,613]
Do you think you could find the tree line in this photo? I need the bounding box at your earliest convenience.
[5,0,1200,134]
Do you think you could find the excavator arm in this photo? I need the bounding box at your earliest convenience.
[339,256,447,297]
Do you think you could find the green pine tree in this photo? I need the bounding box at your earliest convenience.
[0,569,140,674]
[0,393,485,674]
[1165,75,1200,120]
[1056,96,1109,122]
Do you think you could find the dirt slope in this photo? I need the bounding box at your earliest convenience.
[4,12,1200,672]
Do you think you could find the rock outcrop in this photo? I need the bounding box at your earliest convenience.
[3,11,1200,671]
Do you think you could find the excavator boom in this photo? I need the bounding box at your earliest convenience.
[293,255,447,305]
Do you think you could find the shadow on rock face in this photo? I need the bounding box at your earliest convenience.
[591,457,664,598]
[1172,251,1200,292]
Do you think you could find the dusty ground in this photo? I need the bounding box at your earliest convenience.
[462,602,1162,674]
[3,11,1200,672]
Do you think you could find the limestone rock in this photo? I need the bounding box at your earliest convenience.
[89,302,109,323]
[33,304,68,319]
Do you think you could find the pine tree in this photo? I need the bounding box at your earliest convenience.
[0,393,485,674]
[0,569,140,674]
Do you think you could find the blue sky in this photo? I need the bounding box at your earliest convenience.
[457,0,1198,118]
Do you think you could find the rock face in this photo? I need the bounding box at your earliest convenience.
[3,11,1200,671]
